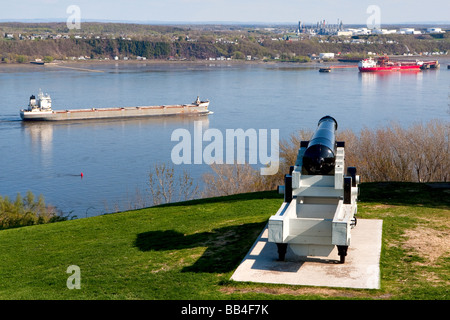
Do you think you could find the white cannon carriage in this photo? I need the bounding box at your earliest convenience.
[268,116,360,263]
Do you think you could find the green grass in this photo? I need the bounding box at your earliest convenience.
[0,183,448,300]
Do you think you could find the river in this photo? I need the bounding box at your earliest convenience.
[0,59,448,217]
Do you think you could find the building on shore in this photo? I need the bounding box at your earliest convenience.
[295,19,447,37]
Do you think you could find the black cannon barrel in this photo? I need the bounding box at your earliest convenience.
[302,115,338,175]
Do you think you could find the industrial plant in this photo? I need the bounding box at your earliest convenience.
[296,18,446,37]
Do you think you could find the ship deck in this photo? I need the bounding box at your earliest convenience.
[20,102,210,121]
[53,103,207,113]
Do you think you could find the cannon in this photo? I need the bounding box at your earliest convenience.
[268,116,359,263]
[302,115,338,175]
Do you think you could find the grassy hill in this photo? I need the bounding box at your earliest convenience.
[0,182,448,300]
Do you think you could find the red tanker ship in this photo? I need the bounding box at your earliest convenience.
[358,56,439,72]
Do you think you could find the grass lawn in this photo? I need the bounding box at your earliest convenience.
[0,182,448,300]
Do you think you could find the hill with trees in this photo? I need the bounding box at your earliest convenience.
[1,22,449,63]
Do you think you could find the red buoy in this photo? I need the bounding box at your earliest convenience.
[81,172,84,178]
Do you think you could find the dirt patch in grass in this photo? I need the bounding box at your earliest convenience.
[220,286,391,299]
[402,226,450,265]
[371,204,397,209]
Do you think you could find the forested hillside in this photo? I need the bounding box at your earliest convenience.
[1,22,449,63]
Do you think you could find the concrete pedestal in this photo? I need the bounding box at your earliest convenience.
[231,219,383,289]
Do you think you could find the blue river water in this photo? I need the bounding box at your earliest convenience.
[0,59,449,217]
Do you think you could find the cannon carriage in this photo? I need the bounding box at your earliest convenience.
[268,116,360,263]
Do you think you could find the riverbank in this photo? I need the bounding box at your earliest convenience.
[0,58,267,70]
[2,54,449,70]
[0,58,316,74]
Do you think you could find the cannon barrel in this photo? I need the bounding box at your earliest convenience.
[302,115,338,175]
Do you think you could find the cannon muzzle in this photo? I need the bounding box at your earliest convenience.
[302,115,338,175]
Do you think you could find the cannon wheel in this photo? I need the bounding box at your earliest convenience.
[337,245,348,264]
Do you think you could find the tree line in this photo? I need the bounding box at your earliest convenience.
[1,33,448,63]
[0,191,67,230]
[145,120,449,207]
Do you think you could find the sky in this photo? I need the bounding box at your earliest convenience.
[0,0,449,25]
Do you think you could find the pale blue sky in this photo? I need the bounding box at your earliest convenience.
[1,0,449,24]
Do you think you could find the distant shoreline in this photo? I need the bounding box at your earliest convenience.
[0,58,269,68]
[1,55,448,70]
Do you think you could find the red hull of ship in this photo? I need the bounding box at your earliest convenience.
[358,55,427,73]
[359,65,422,72]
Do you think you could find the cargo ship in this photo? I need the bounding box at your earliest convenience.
[358,56,439,72]
[20,91,211,121]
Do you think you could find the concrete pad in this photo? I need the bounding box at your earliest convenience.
[231,219,383,289]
